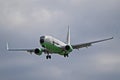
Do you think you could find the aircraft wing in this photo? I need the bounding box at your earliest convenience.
[7,43,36,53]
[72,37,113,49]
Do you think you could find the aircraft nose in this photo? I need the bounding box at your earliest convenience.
[40,36,45,44]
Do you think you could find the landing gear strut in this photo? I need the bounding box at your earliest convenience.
[46,55,51,59]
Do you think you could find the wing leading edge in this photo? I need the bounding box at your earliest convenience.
[72,37,113,49]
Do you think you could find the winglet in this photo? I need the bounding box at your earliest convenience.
[111,37,114,39]
[6,43,9,51]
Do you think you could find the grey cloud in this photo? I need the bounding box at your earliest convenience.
[0,0,120,80]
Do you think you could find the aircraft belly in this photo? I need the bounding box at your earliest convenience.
[43,42,63,53]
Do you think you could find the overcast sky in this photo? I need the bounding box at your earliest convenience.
[0,0,120,80]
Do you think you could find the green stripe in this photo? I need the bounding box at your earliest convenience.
[42,42,72,55]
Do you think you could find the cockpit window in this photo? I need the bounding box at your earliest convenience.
[40,36,45,39]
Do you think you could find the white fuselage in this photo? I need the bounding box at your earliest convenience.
[40,35,72,55]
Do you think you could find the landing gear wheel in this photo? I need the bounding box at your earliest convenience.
[46,55,49,59]
[46,55,51,59]
[49,55,51,59]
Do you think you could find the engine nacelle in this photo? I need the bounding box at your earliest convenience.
[34,48,42,55]
[65,45,73,52]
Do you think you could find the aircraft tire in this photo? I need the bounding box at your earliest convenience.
[49,55,51,59]
[46,55,51,59]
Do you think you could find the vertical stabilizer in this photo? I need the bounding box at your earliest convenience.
[66,26,70,45]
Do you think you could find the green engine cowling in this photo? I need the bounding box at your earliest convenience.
[34,48,42,55]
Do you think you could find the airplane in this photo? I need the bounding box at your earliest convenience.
[7,27,113,59]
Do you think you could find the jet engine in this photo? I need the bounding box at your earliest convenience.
[34,48,42,55]
[65,45,73,52]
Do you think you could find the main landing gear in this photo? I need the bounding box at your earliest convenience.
[64,54,69,57]
[45,54,69,59]
[46,55,51,59]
